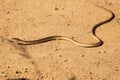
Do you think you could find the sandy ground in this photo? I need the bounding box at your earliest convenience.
[0,0,120,80]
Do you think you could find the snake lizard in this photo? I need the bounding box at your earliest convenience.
[11,1,115,48]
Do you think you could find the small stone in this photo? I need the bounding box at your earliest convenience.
[48,64,51,67]
[55,48,58,51]
[6,11,10,14]
[4,75,8,77]
[91,77,93,80]
[1,71,4,74]
[54,8,59,10]
[64,59,68,62]
[67,23,70,26]
[98,51,101,54]
[16,70,22,74]
[103,51,106,53]
[115,69,119,71]
[81,55,85,57]
[7,66,10,68]
[41,76,44,78]
[108,2,112,5]
[6,19,10,21]
[25,68,28,72]
[59,55,62,57]
[69,76,76,80]
[89,72,92,74]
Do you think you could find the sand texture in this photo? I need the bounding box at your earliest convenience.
[0,0,120,80]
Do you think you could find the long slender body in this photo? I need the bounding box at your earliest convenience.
[11,2,115,48]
